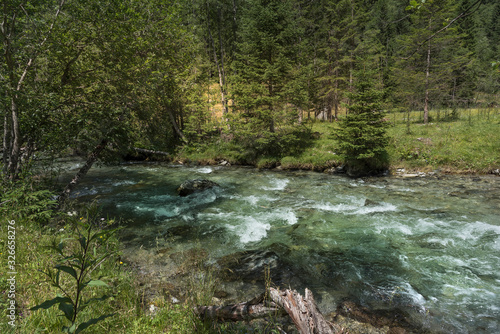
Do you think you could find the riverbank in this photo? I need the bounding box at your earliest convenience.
[171,110,500,176]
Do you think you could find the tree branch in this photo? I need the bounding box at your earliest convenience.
[17,0,66,91]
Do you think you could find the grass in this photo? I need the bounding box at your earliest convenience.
[0,214,198,334]
[386,108,500,173]
[176,107,500,174]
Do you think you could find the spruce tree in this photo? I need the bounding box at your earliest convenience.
[336,69,389,177]
[229,0,306,156]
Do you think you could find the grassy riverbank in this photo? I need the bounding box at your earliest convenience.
[176,108,500,175]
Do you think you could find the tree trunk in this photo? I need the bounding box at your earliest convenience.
[424,18,432,125]
[166,108,188,143]
[133,147,170,156]
[3,107,11,176]
[218,7,229,116]
[206,1,230,121]
[7,97,21,179]
[58,139,108,206]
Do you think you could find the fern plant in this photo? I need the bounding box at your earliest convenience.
[31,210,120,333]
[0,178,56,224]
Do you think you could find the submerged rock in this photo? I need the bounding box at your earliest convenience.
[364,199,379,206]
[177,179,219,196]
[217,249,298,286]
[336,299,416,332]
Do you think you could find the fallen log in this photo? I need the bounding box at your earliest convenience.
[134,147,170,156]
[194,293,286,321]
[195,288,342,334]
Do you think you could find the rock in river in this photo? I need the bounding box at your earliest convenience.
[177,179,219,196]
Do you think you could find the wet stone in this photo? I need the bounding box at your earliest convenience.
[336,299,416,332]
[162,225,197,240]
[218,250,295,286]
[364,199,380,206]
[177,179,220,196]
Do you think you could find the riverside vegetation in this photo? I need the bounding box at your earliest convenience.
[1,179,269,334]
[177,108,500,175]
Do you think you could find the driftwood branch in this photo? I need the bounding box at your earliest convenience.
[269,288,338,334]
[195,288,342,334]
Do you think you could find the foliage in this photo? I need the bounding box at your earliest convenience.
[0,177,57,224]
[30,207,120,333]
[230,0,306,135]
[335,70,390,176]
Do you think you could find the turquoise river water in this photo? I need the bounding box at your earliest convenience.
[62,162,500,333]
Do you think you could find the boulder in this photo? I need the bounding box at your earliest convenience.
[177,179,219,196]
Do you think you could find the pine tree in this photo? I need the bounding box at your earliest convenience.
[229,0,307,156]
[336,69,389,177]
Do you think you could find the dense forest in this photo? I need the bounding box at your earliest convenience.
[2,0,500,180]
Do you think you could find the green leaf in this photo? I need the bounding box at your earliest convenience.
[78,236,87,250]
[86,280,109,287]
[63,323,77,333]
[30,296,72,311]
[59,302,75,322]
[56,265,78,280]
[75,314,115,334]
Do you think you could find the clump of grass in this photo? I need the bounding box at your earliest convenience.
[0,180,200,334]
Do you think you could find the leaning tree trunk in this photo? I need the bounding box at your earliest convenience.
[166,108,188,144]
[58,138,108,206]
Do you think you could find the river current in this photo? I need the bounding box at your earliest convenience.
[61,162,500,333]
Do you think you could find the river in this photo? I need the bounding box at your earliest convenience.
[60,162,500,333]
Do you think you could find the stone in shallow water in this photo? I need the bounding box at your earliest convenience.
[218,249,298,287]
[177,179,219,196]
[336,299,417,333]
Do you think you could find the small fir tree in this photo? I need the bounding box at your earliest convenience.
[336,70,389,177]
